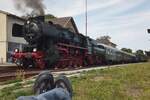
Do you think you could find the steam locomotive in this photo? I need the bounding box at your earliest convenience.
[12,16,137,69]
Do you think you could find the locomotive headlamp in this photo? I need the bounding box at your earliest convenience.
[27,21,30,24]
[15,48,19,53]
[33,48,37,52]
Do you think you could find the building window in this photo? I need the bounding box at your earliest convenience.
[12,23,23,37]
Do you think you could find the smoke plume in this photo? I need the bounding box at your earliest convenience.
[13,0,46,16]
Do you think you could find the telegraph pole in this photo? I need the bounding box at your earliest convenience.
[85,0,88,36]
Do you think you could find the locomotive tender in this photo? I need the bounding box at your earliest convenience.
[12,16,136,69]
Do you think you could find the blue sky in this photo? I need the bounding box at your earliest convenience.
[0,0,150,51]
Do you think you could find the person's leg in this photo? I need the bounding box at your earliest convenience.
[17,96,38,100]
[17,88,71,100]
[37,88,71,100]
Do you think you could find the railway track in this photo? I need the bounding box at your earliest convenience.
[0,70,43,82]
[0,63,136,82]
[0,64,41,81]
[0,65,89,82]
[0,66,18,74]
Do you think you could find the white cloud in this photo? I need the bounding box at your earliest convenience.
[86,10,150,51]
[45,0,121,17]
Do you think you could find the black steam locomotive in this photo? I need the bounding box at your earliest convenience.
[12,16,137,69]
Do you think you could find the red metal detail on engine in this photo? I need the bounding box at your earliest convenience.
[57,47,69,55]
[13,52,24,59]
[54,43,88,69]
[86,55,94,65]
[32,51,45,69]
[35,58,45,69]
[12,42,89,69]
[13,51,45,69]
[32,51,45,59]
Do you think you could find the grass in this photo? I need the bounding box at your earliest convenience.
[0,80,34,100]
[72,62,150,100]
[0,62,149,100]
[0,79,22,85]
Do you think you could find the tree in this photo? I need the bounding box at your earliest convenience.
[96,36,111,43]
[135,50,148,62]
[96,35,117,48]
[45,14,56,21]
[136,50,144,56]
[21,14,56,20]
[121,48,132,53]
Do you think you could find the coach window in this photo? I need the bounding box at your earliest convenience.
[12,23,23,37]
